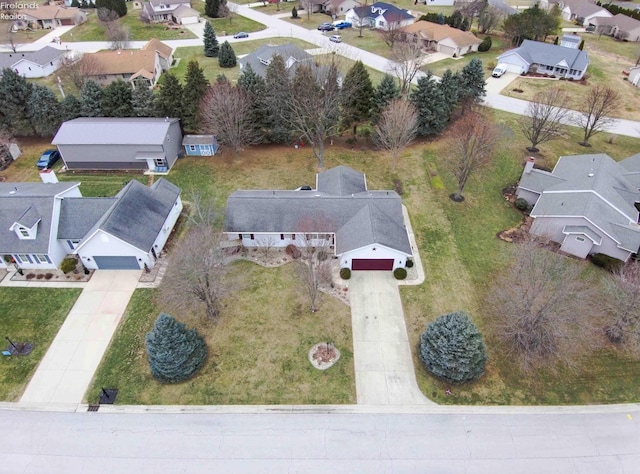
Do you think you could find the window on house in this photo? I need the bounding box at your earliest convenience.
[19,228,29,237]
[17,254,33,264]
[241,233,255,240]
[154,158,166,167]
[67,239,80,250]
[280,234,285,240]
[189,145,196,151]
[576,236,585,242]
[35,254,51,264]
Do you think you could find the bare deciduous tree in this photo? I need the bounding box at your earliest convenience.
[98,9,130,50]
[378,22,404,48]
[489,237,598,372]
[299,0,314,20]
[518,88,571,152]
[199,81,263,159]
[256,236,277,261]
[603,261,640,354]
[446,111,498,201]
[295,216,333,313]
[477,5,503,34]
[388,40,425,95]
[158,224,238,321]
[57,54,101,90]
[285,62,341,169]
[374,98,418,171]
[574,85,620,147]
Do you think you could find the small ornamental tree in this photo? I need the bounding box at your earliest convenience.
[145,313,208,383]
[419,311,487,384]
[218,41,237,68]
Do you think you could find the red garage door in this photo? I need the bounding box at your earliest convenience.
[352,259,394,271]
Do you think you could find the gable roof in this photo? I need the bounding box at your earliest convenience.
[224,166,412,255]
[524,154,640,252]
[53,117,180,146]
[499,39,589,71]
[19,5,83,20]
[595,13,640,31]
[81,48,157,78]
[141,38,173,60]
[0,46,66,70]
[402,21,481,47]
[149,0,191,5]
[562,0,610,18]
[239,43,313,78]
[78,179,181,252]
[57,197,118,240]
[0,182,80,254]
[350,2,414,21]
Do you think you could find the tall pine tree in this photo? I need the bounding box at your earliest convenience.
[237,63,268,137]
[410,72,448,137]
[182,60,209,133]
[29,84,62,137]
[371,73,400,123]
[101,79,133,117]
[131,79,156,117]
[203,21,219,58]
[79,79,104,117]
[263,55,291,143]
[155,72,183,119]
[218,41,236,68]
[0,68,34,135]
[61,94,82,121]
[341,60,374,133]
[205,0,219,17]
[438,69,461,120]
[459,58,486,105]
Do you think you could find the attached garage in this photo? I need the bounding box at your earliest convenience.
[93,256,140,270]
[352,259,394,271]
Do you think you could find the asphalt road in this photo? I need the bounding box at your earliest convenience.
[3,407,640,473]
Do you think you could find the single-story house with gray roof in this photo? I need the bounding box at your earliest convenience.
[0,46,67,79]
[497,39,589,79]
[224,165,413,271]
[52,117,182,172]
[0,170,182,270]
[345,2,415,31]
[239,43,315,79]
[516,154,640,261]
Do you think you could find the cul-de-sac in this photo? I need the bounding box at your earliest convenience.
[1,0,640,470]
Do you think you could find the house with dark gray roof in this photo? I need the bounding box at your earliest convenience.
[345,2,415,31]
[497,39,589,79]
[52,117,182,172]
[224,166,412,271]
[0,46,67,79]
[0,171,182,270]
[516,154,640,261]
[239,44,315,79]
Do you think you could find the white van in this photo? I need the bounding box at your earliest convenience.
[492,64,508,78]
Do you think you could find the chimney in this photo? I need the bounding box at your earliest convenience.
[524,156,535,174]
[39,169,59,184]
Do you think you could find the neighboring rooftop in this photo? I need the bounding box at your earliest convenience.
[239,43,314,78]
[52,117,180,146]
[504,39,589,71]
[402,21,482,47]
[0,46,66,70]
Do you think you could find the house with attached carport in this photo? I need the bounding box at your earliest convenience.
[52,117,182,172]
[516,154,640,262]
[0,171,182,270]
[224,166,413,271]
[497,39,589,79]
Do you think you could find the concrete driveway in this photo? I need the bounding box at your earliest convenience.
[484,71,520,95]
[20,270,140,405]
[349,272,433,405]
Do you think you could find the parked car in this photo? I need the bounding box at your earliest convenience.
[317,23,335,31]
[234,32,249,39]
[333,21,352,30]
[491,64,507,78]
[329,34,342,43]
[36,149,61,169]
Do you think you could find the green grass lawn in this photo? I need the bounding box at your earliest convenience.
[0,288,81,401]
[87,262,355,405]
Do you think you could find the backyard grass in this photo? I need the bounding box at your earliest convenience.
[87,262,355,405]
[0,288,81,401]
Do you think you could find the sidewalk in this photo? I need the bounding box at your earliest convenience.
[20,270,140,404]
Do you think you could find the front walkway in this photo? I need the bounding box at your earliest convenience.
[349,272,434,405]
[20,271,140,405]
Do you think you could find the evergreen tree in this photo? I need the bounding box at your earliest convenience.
[238,63,268,136]
[145,313,208,384]
[61,94,82,121]
[80,80,104,117]
[459,58,486,105]
[410,72,448,137]
[131,79,156,117]
[71,0,80,6]
[0,68,34,135]
[341,60,374,131]
[578,39,585,50]
[215,73,229,84]
[96,0,127,17]
[371,73,399,123]
[155,72,183,119]
[101,79,133,117]
[478,36,492,52]
[438,69,461,119]
[263,54,291,143]
[205,0,218,17]
[291,6,297,18]
[218,41,236,68]
[203,21,219,58]
[419,311,488,384]
[182,60,209,133]
[29,84,62,137]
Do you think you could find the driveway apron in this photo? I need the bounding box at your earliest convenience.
[349,272,433,405]
[20,270,141,405]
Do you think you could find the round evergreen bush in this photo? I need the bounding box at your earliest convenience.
[60,257,78,274]
[393,267,407,280]
[478,36,492,52]
[514,197,530,211]
[145,313,208,383]
[339,267,351,280]
[218,41,237,68]
[419,311,487,384]
[285,244,301,259]
[405,259,414,268]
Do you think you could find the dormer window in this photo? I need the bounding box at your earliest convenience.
[19,228,30,237]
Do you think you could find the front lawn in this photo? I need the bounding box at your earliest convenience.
[87,262,355,405]
[0,288,81,401]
